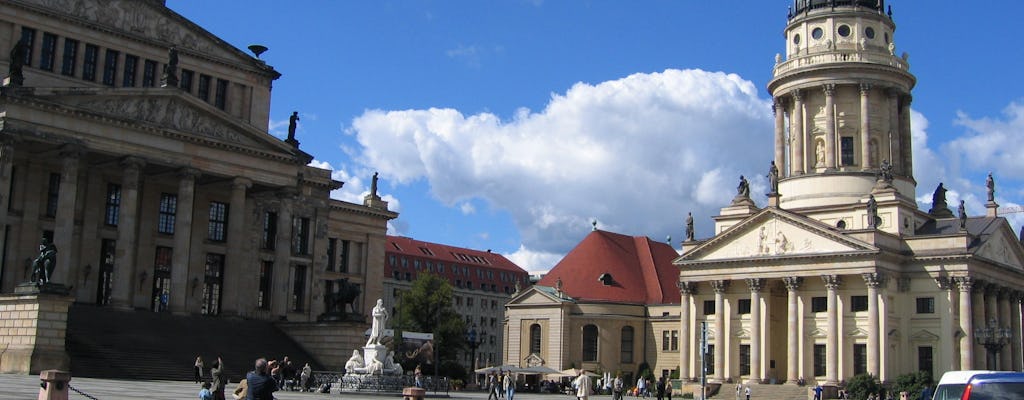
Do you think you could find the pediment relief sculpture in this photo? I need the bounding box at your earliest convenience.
[67,97,260,147]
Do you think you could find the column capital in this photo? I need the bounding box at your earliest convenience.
[955,276,975,292]
[232,176,253,190]
[822,274,841,290]
[59,143,84,159]
[859,83,872,94]
[746,278,765,293]
[121,156,146,170]
[885,87,901,98]
[177,167,201,180]
[710,280,729,294]
[782,276,803,291]
[823,83,836,96]
[791,89,802,101]
[677,281,696,295]
[862,272,886,288]
[934,277,953,291]
[997,286,1011,300]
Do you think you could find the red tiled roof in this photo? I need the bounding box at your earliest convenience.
[536,230,680,305]
[385,236,529,292]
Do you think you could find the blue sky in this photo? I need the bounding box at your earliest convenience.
[168,1,1024,273]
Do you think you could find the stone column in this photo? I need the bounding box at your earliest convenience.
[0,141,14,264]
[272,190,295,317]
[999,288,1012,370]
[711,279,729,382]
[863,273,884,378]
[973,282,988,368]
[222,177,252,316]
[935,278,957,371]
[170,168,200,315]
[1013,292,1023,372]
[956,277,975,370]
[823,84,837,170]
[111,157,145,310]
[748,278,764,383]
[886,89,901,173]
[783,276,803,383]
[53,145,82,286]
[823,275,841,385]
[678,282,695,381]
[791,90,805,175]
[774,98,786,174]
[899,95,913,177]
[859,83,872,169]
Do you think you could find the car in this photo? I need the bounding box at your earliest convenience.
[960,372,1024,400]
[931,370,997,400]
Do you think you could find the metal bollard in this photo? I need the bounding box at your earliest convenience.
[38,370,70,400]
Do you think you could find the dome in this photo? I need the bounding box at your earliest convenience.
[790,0,886,19]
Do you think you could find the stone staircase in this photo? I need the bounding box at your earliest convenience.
[709,383,809,400]
[66,304,323,382]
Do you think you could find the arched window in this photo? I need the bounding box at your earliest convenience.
[582,324,598,362]
[530,323,542,354]
[620,326,634,363]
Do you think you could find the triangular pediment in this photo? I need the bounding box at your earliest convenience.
[19,0,265,69]
[846,327,868,338]
[48,89,294,155]
[507,286,567,306]
[974,223,1024,271]
[734,328,750,339]
[807,328,827,338]
[679,208,877,262]
[910,329,940,343]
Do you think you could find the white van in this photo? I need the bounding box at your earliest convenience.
[932,370,998,400]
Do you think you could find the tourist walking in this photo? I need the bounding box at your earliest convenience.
[195,356,205,384]
[504,370,516,400]
[656,376,666,400]
[745,385,751,400]
[487,371,498,400]
[574,371,592,400]
[612,373,624,400]
[636,376,647,399]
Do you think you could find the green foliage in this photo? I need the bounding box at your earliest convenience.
[669,369,680,379]
[396,273,467,367]
[439,359,467,381]
[637,362,651,380]
[845,374,882,400]
[890,371,933,399]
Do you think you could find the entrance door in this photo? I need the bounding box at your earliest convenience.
[201,253,224,315]
[150,246,172,312]
[95,239,115,305]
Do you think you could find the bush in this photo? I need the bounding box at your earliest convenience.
[845,374,882,400]
[890,371,933,399]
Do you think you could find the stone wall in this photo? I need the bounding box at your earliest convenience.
[0,292,73,373]
[277,321,368,371]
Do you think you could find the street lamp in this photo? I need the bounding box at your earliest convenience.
[975,317,1012,370]
[466,325,483,386]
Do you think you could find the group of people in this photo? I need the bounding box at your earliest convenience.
[485,370,517,400]
[633,375,673,400]
[194,355,313,400]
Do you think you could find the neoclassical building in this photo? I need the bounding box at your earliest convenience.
[0,0,395,322]
[676,0,1024,388]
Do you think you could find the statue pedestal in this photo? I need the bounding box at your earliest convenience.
[363,344,387,364]
[0,291,73,373]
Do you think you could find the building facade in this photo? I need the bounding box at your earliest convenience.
[676,0,1024,387]
[383,235,529,374]
[505,229,682,383]
[0,0,396,322]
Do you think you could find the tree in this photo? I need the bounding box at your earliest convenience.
[395,272,467,375]
[890,371,932,399]
[845,374,882,400]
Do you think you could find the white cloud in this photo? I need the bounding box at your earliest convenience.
[504,245,564,274]
[460,202,476,215]
[350,69,773,257]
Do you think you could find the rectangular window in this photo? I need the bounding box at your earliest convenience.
[46,172,60,217]
[850,295,868,312]
[158,193,177,234]
[40,32,57,71]
[197,74,211,101]
[180,69,194,93]
[811,296,828,313]
[739,344,751,376]
[201,253,225,315]
[257,260,272,309]
[706,344,715,375]
[142,59,157,87]
[207,201,228,242]
[671,330,679,351]
[214,78,228,110]
[853,343,867,376]
[291,217,310,255]
[737,298,751,315]
[261,211,277,250]
[102,49,118,86]
[916,297,935,314]
[621,327,634,363]
[122,54,138,87]
[841,136,855,166]
[813,344,826,377]
[104,183,121,226]
[82,43,99,81]
[339,240,350,272]
[467,297,474,307]
[61,38,78,76]
[918,346,933,375]
[96,239,116,305]
[327,238,337,271]
[662,330,671,351]
[703,300,716,315]
[291,265,307,312]
[19,28,35,66]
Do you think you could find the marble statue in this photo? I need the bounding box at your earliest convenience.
[685,212,694,241]
[767,161,779,194]
[866,195,878,228]
[345,350,364,374]
[958,200,967,230]
[986,172,995,202]
[366,298,388,346]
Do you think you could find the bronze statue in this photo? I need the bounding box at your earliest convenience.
[737,175,750,198]
[986,172,995,202]
[30,237,57,285]
[958,200,967,230]
[288,111,299,141]
[7,39,28,86]
[161,46,179,87]
[370,172,379,197]
[878,160,894,183]
[932,183,948,209]
[321,278,361,321]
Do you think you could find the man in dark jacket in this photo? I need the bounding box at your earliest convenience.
[246,358,279,400]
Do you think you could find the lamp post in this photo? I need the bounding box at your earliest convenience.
[467,325,483,387]
[975,317,1012,370]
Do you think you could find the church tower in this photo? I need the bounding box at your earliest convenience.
[768,1,920,234]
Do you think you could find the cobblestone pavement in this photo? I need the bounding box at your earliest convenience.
[0,374,603,400]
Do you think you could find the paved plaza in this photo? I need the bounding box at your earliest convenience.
[0,374,609,400]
